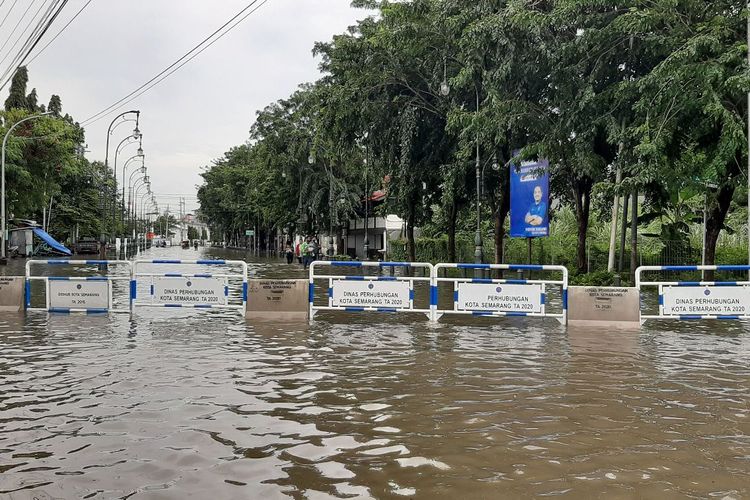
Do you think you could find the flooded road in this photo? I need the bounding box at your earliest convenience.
[1,247,750,498]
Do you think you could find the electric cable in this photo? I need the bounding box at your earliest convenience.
[81,0,269,126]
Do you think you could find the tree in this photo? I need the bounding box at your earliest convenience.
[4,66,28,111]
[48,95,61,116]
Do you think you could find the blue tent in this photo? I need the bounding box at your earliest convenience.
[32,228,72,256]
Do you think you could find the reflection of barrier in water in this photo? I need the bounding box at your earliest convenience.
[636,265,750,324]
[25,259,133,314]
[433,263,568,325]
[132,259,248,314]
[309,260,433,320]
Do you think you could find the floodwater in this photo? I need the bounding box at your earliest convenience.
[1,247,749,499]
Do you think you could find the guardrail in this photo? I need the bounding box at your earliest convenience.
[132,259,248,313]
[433,263,568,324]
[25,259,133,314]
[635,265,750,323]
[309,260,433,320]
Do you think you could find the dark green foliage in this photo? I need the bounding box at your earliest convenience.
[4,67,28,111]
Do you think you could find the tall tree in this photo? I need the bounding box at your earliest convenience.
[4,66,28,111]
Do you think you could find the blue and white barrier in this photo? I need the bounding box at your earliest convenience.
[24,260,133,314]
[433,263,568,324]
[132,259,248,314]
[636,265,750,323]
[309,260,433,320]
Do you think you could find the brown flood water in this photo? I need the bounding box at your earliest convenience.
[1,247,749,499]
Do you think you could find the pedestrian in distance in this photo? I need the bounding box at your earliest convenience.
[301,237,310,269]
[295,240,302,264]
[285,241,294,264]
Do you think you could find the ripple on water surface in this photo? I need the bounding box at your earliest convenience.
[0,249,749,498]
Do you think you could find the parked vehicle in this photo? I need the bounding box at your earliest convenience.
[73,237,100,254]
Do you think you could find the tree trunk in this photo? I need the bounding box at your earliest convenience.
[704,184,735,279]
[407,205,416,263]
[630,190,638,284]
[447,198,457,262]
[573,176,593,274]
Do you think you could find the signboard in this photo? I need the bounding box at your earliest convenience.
[662,286,750,316]
[457,282,543,313]
[152,277,227,306]
[0,276,24,311]
[331,280,410,308]
[245,230,255,237]
[48,280,110,309]
[568,286,640,325]
[510,157,549,238]
[246,279,308,320]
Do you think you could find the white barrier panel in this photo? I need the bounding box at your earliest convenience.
[635,265,750,323]
[433,263,568,324]
[309,261,433,320]
[133,259,247,313]
[48,279,110,309]
[152,276,228,306]
[25,260,133,314]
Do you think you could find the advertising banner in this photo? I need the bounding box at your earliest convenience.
[510,157,550,238]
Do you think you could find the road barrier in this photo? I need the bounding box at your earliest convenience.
[635,265,750,323]
[309,260,433,320]
[25,259,133,314]
[432,263,568,324]
[132,259,248,313]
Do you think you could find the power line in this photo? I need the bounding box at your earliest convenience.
[0,0,54,76]
[0,0,19,33]
[0,0,68,92]
[80,0,269,126]
[0,0,42,61]
[26,0,93,66]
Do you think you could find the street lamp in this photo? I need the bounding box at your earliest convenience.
[104,110,139,244]
[473,86,483,274]
[1,111,53,261]
[121,153,144,234]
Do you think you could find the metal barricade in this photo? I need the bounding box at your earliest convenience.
[309,260,433,320]
[132,259,248,313]
[432,263,568,324]
[25,259,133,314]
[635,265,750,323]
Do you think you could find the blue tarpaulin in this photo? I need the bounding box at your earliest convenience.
[32,228,72,256]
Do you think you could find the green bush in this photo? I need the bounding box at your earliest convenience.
[569,270,619,286]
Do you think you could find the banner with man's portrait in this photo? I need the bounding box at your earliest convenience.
[510,157,550,238]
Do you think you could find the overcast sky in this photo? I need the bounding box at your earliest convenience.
[12,0,367,214]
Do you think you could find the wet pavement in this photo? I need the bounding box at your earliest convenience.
[0,246,749,498]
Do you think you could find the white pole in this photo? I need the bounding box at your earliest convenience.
[1,112,51,260]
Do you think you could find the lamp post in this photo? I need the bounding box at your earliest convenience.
[473,87,483,273]
[119,154,144,254]
[1,111,52,261]
[127,166,147,246]
[133,182,150,251]
[131,177,149,240]
[104,110,139,244]
[121,145,143,234]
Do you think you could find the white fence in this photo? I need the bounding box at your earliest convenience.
[25,259,133,314]
[433,263,568,324]
[132,259,248,314]
[636,265,750,323]
[309,261,567,323]
[309,261,433,320]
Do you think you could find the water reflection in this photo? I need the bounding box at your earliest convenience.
[0,247,748,498]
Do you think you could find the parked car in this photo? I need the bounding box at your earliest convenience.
[73,238,100,254]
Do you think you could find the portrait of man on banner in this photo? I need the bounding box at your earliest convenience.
[510,158,550,238]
